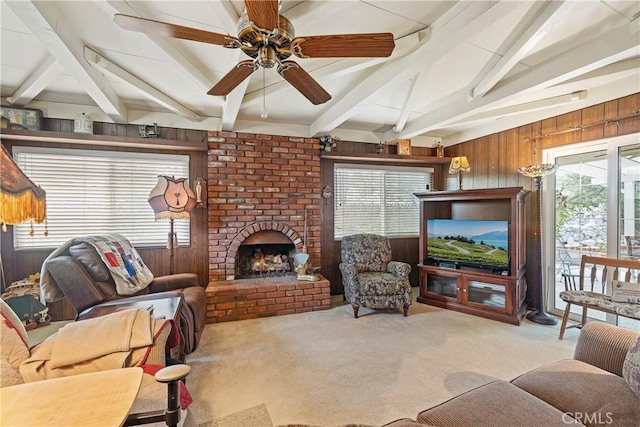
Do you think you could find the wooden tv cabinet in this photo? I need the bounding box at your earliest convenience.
[414,187,529,325]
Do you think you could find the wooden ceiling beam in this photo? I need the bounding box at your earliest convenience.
[309,1,520,136]
[393,71,429,133]
[205,0,239,34]
[453,90,587,126]
[556,58,640,86]
[242,29,429,108]
[7,1,127,122]
[205,1,247,131]
[95,0,223,105]
[84,47,201,122]
[219,51,250,131]
[7,56,62,106]
[469,0,570,99]
[388,24,640,140]
[284,0,352,25]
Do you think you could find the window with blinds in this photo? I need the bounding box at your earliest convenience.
[13,146,191,250]
[334,164,433,239]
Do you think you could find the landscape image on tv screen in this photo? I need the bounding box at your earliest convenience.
[427,219,509,269]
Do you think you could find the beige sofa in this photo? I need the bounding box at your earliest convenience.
[386,322,640,427]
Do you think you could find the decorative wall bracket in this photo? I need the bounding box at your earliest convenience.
[319,135,339,151]
[194,177,206,208]
[138,123,160,138]
[321,185,332,199]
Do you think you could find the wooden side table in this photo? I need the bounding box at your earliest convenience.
[78,294,185,361]
[1,367,143,426]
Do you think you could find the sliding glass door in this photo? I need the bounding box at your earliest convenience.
[543,135,639,328]
[554,149,608,257]
[620,144,640,260]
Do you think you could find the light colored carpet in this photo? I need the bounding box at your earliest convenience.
[26,321,72,346]
[194,403,272,427]
[185,295,578,427]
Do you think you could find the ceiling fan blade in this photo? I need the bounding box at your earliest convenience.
[278,61,331,105]
[114,14,241,48]
[291,33,395,58]
[244,0,279,31]
[208,60,257,96]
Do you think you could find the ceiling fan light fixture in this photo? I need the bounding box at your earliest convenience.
[258,46,277,68]
[237,13,294,62]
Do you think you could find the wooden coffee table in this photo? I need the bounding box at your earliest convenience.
[78,294,183,322]
[1,367,143,426]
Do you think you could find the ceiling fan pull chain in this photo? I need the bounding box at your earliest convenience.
[261,67,268,120]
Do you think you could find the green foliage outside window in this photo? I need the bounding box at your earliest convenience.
[555,172,607,237]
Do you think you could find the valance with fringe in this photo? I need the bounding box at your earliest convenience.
[1,143,46,227]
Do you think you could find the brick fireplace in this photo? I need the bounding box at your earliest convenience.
[204,131,329,323]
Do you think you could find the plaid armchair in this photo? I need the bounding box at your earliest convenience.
[339,234,412,318]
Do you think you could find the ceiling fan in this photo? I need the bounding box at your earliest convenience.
[114,0,395,105]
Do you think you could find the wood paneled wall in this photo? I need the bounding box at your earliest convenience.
[1,94,638,316]
[1,121,209,320]
[320,93,639,302]
[436,93,639,310]
[319,142,445,293]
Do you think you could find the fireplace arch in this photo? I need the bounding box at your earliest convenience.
[225,222,304,280]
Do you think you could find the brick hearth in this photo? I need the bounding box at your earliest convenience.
[205,131,329,322]
[206,276,331,323]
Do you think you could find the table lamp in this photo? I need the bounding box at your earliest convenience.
[449,156,471,190]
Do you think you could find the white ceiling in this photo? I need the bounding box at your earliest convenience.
[1,1,639,146]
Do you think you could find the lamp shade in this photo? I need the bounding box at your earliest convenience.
[449,156,471,174]
[148,175,196,220]
[0,143,46,227]
[517,163,558,178]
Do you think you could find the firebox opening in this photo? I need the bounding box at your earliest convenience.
[235,230,297,279]
[236,244,297,279]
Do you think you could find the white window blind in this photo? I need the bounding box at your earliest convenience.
[334,164,432,239]
[13,146,191,249]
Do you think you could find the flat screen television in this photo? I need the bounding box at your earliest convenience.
[426,219,510,273]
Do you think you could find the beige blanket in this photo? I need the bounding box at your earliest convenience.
[20,309,154,382]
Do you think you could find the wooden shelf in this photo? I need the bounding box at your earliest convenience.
[0,128,207,151]
[320,151,451,165]
[414,187,530,201]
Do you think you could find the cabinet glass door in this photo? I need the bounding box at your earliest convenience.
[467,280,506,309]
[426,274,457,298]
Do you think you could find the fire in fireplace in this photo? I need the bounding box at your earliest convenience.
[235,230,297,279]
